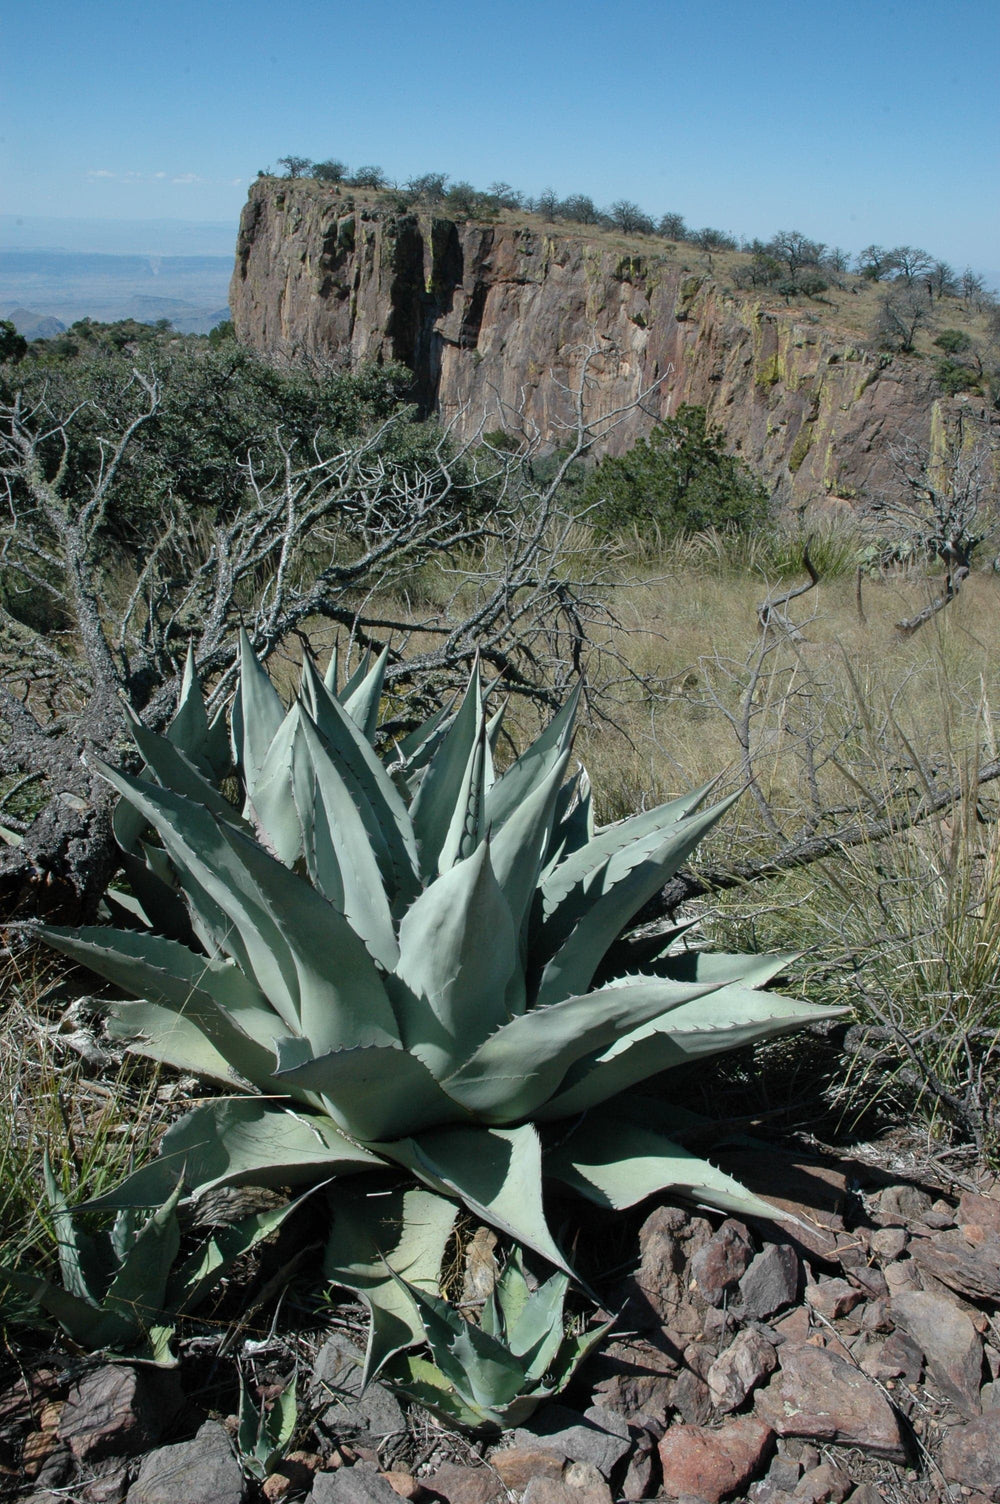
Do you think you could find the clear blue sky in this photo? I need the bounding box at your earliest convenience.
[4,0,997,273]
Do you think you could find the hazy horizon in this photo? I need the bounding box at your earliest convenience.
[5,0,997,280]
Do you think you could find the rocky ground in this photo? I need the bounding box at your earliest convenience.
[7,1141,1000,1504]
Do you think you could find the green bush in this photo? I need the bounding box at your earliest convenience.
[582,405,770,540]
[935,357,981,396]
[934,329,973,355]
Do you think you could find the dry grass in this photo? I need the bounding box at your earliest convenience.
[0,947,173,1274]
[568,547,1000,1148]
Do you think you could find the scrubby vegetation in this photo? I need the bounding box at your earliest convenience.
[2,299,1000,1497]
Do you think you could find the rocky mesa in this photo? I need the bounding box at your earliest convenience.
[230,178,969,509]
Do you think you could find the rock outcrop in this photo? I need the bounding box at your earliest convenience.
[230,179,965,509]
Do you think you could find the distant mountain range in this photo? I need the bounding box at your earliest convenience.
[0,227,234,335]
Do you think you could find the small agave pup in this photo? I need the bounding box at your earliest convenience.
[40,637,839,1372]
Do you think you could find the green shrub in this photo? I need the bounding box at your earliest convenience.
[582,405,770,540]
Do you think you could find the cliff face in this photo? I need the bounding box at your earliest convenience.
[230,180,952,508]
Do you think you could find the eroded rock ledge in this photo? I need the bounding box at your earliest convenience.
[230,179,965,511]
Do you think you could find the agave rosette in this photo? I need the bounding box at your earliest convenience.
[41,636,839,1285]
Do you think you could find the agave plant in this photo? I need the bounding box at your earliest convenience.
[39,637,839,1362]
[379,1248,611,1432]
[1,1156,304,1363]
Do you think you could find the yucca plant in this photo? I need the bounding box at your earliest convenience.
[38,636,839,1372]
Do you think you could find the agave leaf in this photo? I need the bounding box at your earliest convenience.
[218,818,400,1053]
[43,1156,104,1305]
[238,1370,296,1478]
[301,657,419,911]
[651,949,800,989]
[168,1191,312,1315]
[117,847,193,945]
[323,1185,458,1384]
[103,1178,183,1334]
[441,975,721,1122]
[544,1109,789,1221]
[545,764,595,868]
[538,988,845,1119]
[0,1267,135,1350]
[540,779,721,923]
[392,701,454,787]
[483,701,505,792]
[247,703,307,866]
[322,643,339,695]
[273,1039,462,1142]
[342,643,389,740]
[382,1354,489,1430]
[386,1273,528,1411]
[295,712,398,970]
[112,657,227,859]
[593,918,701,986]
[232,630,286,799]
[384,1123,570,1276]
[534,795,740,1007]
[37,925,292,1094]
[437,717,487,875]
[410,662,483,879]
[394,840,517,1074]
[500,1260,569,1377]
[337,647,373,705]
[83,1099,381,1214]
[94,765,399,1054]
[167,644,211,770]
[107,1000,256,1087]
[489,746,571,955]
[485,682,580,833]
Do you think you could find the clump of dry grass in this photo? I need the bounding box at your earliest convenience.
[580,551,1000,1151]
[0,947,172,1275]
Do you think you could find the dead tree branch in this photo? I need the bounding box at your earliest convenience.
[0,353,664,919]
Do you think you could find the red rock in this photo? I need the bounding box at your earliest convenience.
[773,1306,812,1345]
[754,1344,907,1460]
[874,1185,933,1225]
[909,1230,1000,1301]
[588,1335,678,1424]
[958,1192,1000,1237]
[712,1149,850,1259]
[791,1460,850,1502]
[490,1447,564,1492]
[939,1410,1000,1497]
[422,1463,502,1504]
[707,1329,778,1413]
[20,1401,62,1480]
[738,1244,800,1319]
[58,1367,178,1464]
[624,1205,713,1337]
[860,1298,893,1333]
[891,1289,984,1418]
[522,1473,611,1504]
[871,1227,908,1260]
[882,1259,921,1295]
[672,1367,712,1425]
[804,1278,864,1321]
[658,1417,774,1504]
[620,1430,658,1501]
[690,1220,755,1306]
[380,1473,427,1501]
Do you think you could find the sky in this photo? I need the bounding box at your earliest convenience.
[3,0,998,275]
